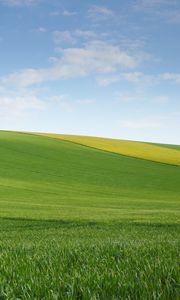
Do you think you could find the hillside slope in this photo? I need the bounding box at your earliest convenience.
[36,133,180,166]
[0,130,179,222]
[0,130,179,299]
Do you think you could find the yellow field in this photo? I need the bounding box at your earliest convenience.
[35,133,180,166]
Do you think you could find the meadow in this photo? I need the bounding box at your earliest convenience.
[0,131,179,299]
[37,132,180,166]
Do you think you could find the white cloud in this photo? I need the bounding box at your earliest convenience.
[97,76,120,86]
[0,89,77,115]
[74,30,96,39]
[97,71,180,87]
[88,5,114,19]
[58,40,137,71]
[122,72,158,85]
[63,10,77,16]
[122,72,143,82]
[50,10,77,17]
[3,56,173,90]
[53,30,96,44]
[1,69,48,87]
[53,31,76,44]
[161,73,180,83]
[1,40,139,88]
[97,72,158,87]
[36,27,47,33]
[0,91,45,115]
[114,92,143,103]
[49,95,73,112]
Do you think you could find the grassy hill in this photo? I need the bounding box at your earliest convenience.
[0,131,179,299]
[36,132,180,166]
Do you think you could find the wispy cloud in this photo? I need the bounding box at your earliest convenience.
[0,91,45,115]
[75,30,96,39]
[97,76,120,87]
[114,92,144,103]
[50,10,77,17]
[121,72,158,85]
[122,72,143,83]
[53,31,76,44]
[4,45,178,90]
[63,10,77,16]
[53,29,96,44]
[1,69,47,87]
[0,88,76,115]
[97,72,158,87]
[160,73,180,83]
[49,95,73,112]
[1,40,140,88]
[35,27,47,33]
[88,5,114,20]
[97,71,180,87]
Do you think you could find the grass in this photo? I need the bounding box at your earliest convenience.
[0,130,179,299]
[153,143,180,151]
[36,132,180,166]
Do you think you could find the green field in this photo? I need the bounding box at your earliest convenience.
[0,131,180,299]
[36,132,180,166]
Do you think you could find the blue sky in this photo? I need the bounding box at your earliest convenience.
[0,0,180,144]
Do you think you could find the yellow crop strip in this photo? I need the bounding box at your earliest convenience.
[36,133,180,166]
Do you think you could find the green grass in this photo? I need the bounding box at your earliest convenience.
[0,131,179,299]
[36,132,180,166]
[153,143,180,151]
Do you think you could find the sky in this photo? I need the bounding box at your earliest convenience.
[0,0,180,144]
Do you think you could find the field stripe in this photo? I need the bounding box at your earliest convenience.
[152,143,180,151]
[35,133,180,166]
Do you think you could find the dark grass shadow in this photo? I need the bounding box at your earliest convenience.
[131,222,180,230]
[0,217,99,231]
[0,217,179,232]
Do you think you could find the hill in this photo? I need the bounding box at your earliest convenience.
[0,130,179,299]
[35,132,180,166]
[0,130,179,221]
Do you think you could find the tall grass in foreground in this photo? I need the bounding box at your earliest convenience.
[0,219,179,299]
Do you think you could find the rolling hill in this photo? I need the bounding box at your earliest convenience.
[35,132,180,166]
[0,130,179,299]
[0,130,180,221]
